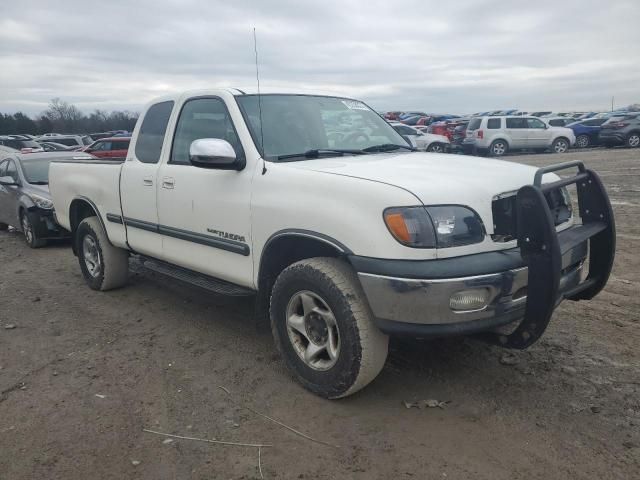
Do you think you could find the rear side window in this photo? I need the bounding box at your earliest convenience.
[487,118,501,129]
[506,118,527,129]
[135,101,174,163]
[467,118,482,131]
[55,138,79,146]
[549,119,563,126]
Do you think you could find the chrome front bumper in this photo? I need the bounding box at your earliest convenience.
[354,242,587,335]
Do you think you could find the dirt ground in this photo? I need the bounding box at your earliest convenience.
[1,147,638,479]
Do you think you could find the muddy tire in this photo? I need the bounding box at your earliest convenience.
[270,257,388,399]
[76,217,128,291]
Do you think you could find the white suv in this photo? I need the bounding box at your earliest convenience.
[463,116,575,157]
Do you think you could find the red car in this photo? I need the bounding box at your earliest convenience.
[83,137,131,159]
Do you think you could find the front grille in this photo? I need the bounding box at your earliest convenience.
[491,188,572,242]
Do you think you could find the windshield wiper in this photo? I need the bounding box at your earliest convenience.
[277,149,365,161]
[361,144,415,153]
[29,181,48,185]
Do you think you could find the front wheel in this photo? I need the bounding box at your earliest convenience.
[552,137,569,153]
[270,258,389,399]
[427,142,446,153]
[21,211,46,248]
[627,133,640,148]
[76,216,129,291]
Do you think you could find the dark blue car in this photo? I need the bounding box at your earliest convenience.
[568,118,608,148]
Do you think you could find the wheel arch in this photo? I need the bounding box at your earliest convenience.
[254,230,352,327]
[68,197,111,255]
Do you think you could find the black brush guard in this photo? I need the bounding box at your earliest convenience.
[484,161,616,349]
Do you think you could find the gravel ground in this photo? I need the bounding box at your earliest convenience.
[0,147,638,479]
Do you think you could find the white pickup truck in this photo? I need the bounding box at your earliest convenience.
[49,89,616,398]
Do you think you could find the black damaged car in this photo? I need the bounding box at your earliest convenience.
[0,152,92,247]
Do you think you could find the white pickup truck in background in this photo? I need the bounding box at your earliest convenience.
[49,89,616,398]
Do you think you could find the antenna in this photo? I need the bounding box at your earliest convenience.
[254,27,267,174]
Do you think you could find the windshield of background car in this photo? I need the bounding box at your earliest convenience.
[236,94,409,160]
[20,158,52,184]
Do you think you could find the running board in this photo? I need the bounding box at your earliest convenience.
[134,256,255,297]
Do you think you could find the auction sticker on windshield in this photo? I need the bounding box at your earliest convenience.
[341,99,369,110]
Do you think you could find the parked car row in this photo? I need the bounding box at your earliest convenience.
[382,108,640,156]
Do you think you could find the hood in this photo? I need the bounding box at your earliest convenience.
[284,151,549,232]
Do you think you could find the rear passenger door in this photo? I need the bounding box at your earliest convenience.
[120,100,174,257]
[505,117,528,148]
[526,117,552,148]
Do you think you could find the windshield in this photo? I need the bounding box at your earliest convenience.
[20,159,52,184]
[236,94,409,160]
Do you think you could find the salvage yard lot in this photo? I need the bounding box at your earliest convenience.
[1,148,638,479]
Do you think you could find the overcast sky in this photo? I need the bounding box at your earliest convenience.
[0,0,638,116]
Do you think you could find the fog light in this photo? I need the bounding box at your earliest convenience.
[449,289,490,312]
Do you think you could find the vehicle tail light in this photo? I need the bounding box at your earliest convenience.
[476,130,484,139]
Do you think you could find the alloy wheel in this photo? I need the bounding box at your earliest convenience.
[492,142,506,156]
[629,134,640,148]
[82,235,102,278]
[576,135,589,148]
[554,140,568,153]
[285,290,340,371]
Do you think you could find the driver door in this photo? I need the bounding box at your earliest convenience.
[525,117,551,148]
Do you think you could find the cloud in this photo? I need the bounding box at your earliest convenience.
[0,0,638,115]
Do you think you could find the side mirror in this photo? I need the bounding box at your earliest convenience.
[0,176,18,186]
[189,139,245,171]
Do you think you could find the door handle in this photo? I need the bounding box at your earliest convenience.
[162,177,175,189]
[143,177,153,186]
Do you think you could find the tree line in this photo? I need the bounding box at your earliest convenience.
[0,98,139,135]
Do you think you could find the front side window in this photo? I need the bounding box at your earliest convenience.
[135,101,174,164]
[6,160,19,182]
[506,118,527,129]
[236,94,409,160]
[170,97,243,165]
[393,125,417,136]
[526,118,547,129]
[487,118,501,129]
[0,160,7,176]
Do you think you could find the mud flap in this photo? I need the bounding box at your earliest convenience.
[483,161,616,349]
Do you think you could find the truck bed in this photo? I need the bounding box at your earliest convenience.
[49,159,128,248]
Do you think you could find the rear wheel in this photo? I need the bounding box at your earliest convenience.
[76,217,129,291]
[552,137,569,154]
[576,134,590,148]
[627,132,640,148]
[489,140,508,157]
[270,258,388,399]
[21,211,46,248]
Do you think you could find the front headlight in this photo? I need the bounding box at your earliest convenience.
[426,206,485,247]
[384,205,485,248]
[31,194,53,210]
